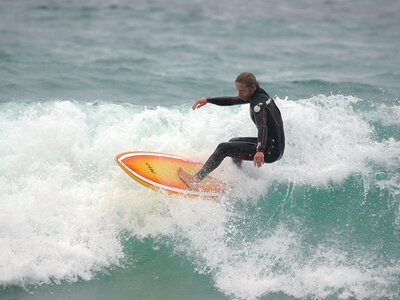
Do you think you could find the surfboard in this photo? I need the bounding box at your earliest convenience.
[115,151,226,199]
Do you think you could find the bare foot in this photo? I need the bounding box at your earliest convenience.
[178,167,200,190]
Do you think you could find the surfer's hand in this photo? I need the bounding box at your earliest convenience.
[192,98,207,110]
[254,152,264,168]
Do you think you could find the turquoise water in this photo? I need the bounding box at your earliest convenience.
[1,0,399,299]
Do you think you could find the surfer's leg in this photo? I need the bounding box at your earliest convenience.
[231,156,243,168]
[228,137,257,168]
[196,138,257,180]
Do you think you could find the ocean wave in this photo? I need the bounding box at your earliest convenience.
[0,96,399,298]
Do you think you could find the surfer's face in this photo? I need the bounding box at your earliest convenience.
[235,82,256,101]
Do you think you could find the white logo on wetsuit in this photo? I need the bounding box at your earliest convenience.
[254,98,272,113]
[254,103,262,113]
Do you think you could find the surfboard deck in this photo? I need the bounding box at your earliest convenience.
[115,151,226,199]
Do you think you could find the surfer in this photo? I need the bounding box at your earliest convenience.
[178,72,285,189]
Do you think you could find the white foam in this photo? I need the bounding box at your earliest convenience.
[0,97,399,298]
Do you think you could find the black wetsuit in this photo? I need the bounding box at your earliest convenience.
[196,87,285,180]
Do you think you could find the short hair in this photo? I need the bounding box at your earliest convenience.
[235,72,260,89]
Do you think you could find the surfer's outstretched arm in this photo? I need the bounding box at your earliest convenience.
[207,96,247,106]
[192,98,208,110]
[193,96,247,110]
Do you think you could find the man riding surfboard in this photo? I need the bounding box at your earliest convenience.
[178,72,285,189]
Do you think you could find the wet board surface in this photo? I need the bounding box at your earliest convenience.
[115,151,226,199]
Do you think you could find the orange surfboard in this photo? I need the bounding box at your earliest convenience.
[115,151,226,199]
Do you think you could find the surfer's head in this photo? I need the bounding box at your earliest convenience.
[235,72,259,101]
